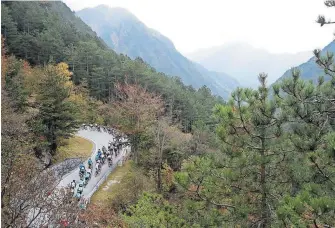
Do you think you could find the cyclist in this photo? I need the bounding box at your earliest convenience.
[107,154,113,167]
[70,180,76,193]
[101,153,105,164]
[88,158,93,169]
[79,163,85,170]
[75,192,81,200]
[102,146,107,155]
[77,185,83,195]
[95,162,100,175]
[84,172,90,186]
[79,163,86,178]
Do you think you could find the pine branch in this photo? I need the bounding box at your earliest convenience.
[316,57,335,74]
[187,175,236,209]
[325,0,335,7]
[235,94,252,136]
[316,15,335,27]
[311,159,335,186]
[195,185,236,209]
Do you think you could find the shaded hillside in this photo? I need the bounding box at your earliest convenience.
[274,40,335,84]
[77,5,239,99]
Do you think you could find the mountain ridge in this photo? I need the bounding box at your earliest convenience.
[77,6,239,99]
[274,40,335,85]
[187,42,313,88]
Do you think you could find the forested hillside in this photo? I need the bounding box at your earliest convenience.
[1,1,223,134]
[77,5,239,99]
[1,1,335,227]
[2,2,225,225]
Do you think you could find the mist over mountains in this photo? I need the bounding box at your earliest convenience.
[77,5,239,99]
[187,42,313,88]
[77,5,334,92]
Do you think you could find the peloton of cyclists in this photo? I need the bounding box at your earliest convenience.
[68,124,130,201]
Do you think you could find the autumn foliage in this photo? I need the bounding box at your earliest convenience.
[79,203,125,228]
[111,82,164,135]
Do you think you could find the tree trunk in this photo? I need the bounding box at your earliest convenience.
[131,134,139,164]
[260,162,268,228]
[50,132,58,156]
[260,128,269,227]
[50,141,57,156]
[157,164,162,192]
[109,84,111,102]
[87,58,89,74]
[48,123,57,156]
[291,176,300,196]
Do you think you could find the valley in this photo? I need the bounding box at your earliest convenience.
[1,1,334,227]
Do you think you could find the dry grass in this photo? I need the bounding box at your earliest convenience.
[91,161,132,204]
[53,136,93,163]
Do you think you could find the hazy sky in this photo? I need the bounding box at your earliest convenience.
[63,0,334,55]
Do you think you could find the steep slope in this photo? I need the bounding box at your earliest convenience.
[192,62,239,96]
[2,1,225,134]
[188,42,312,88]
[274,40,335,84]
[77,5,239,99]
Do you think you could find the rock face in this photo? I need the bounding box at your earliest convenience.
[77,5,239,99]
[34,147,52,168]
[40,151,53,167]
[35,148,82,178]
[50,158,83,179]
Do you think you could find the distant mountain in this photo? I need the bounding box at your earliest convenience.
[187,42,312,88]
[274,40,335,84]
[77,5,239,99]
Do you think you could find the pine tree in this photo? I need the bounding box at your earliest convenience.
[34,63,80,154]
[316,0,335,27]
[272,2,335,225]
[122,192,189,228]
[273,68,335,226]
[1,5,18,52]
[273,49,335,228]
[176,74,288,227]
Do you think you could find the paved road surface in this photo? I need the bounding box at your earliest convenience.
[58,129,126,197]
[27,129,128,227]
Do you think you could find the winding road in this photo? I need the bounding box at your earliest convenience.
[58,129,127,198]
[26,129,129,227]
